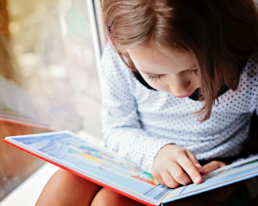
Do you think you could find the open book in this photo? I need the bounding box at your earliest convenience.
[3,131,258,206]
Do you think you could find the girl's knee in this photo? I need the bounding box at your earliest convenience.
[91,188,143,206]
[52,169,91,187]
[52,169,76,184]
[91,188,119,206]
[53,169,102,192]
[37,169,101,206]
[49,169,85,190]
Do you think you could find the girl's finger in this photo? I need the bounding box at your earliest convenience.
[186,150,203,172]
[186,150,199,164]
[201,161,227,174]
[154,173,166,187]
[168,162,192,186]
[160,171,180,188]
[176,155,202,184]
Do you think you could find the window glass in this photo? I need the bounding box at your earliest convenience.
[0,0,101,200]
[8,0,101,135]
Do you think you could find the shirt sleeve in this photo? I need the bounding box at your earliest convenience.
[100,44,174,173]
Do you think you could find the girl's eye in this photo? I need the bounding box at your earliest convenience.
[187,68,198,75]
[147,74,165,82]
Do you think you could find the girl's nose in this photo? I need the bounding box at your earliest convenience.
[169,79,191,96]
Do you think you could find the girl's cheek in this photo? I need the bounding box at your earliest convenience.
[192,75,201,87]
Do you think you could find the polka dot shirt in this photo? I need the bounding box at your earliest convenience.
[100,43,258,173]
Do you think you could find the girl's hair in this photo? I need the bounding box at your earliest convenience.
[103,0,258,121]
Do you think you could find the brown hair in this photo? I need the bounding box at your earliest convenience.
[103,0,258,121]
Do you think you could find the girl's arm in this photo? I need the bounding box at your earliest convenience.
[100,44,174,173]
[100,44,203,187]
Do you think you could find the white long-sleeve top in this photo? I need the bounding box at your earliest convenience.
[100,43,258,173]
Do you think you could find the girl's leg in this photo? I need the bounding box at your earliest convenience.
[36,169,101,206]
[91,187,145,206]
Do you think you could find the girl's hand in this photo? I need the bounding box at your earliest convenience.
[200,161,227,175]
[151,144,203,188]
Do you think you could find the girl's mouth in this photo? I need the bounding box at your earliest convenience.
[175,90,195,98]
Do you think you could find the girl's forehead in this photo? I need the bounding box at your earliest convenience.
[127,42,196,74]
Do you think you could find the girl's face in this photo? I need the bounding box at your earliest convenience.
[127,41,200,98]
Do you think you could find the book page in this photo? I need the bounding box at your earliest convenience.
[162,157,258,204]
[6,131,171,205]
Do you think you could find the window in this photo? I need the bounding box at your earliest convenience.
[0,0,102,200]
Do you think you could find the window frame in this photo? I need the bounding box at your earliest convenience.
[86,0,105,74]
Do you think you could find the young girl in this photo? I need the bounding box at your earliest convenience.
[36,0,258,205]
